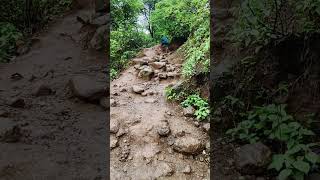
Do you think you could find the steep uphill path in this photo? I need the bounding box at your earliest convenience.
[110,46,210,179]
[0,9,107,179]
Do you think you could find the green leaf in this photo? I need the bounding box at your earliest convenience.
[305,152,319,164]
[287,145,302,155]
[293,160,310,174]
[269,154,285,171]
[278,169,292,180]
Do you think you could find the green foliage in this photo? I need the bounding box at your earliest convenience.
[181,94,210,120]
[110,0,157,79]
[0,0,72,62]
[269,143,320,180]
[110,26,155,79]
[165,86,186,101]
[0,0,72,33]
[227,104,314,144]
[111,0,144,29]
[0,23,22,62]
[230,0,320,50]
[110,68,118,80]
[179,0,209,78]
[227,104,320,179]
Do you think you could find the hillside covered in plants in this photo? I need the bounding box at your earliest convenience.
[211,0,320,179]
[111,0,210,119]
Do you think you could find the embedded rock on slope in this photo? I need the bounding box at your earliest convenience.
[69,75,107,102]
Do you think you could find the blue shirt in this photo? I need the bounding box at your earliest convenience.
[161,36,169,45]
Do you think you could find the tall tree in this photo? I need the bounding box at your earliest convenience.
[142,0,160,38]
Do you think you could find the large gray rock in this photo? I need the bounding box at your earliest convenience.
[32,83,53,96]
[235,142,272,175]
[92,14,109,26]
[183,106,195,117]
[90,24,108,51]
[110,135,118,149]
[8,98,25,108]
[173,136,204,154]
[132,85,145,94]
[110,119,120,134]
[157,121,171,136]
[138,66,154,80]
[150,62,166,69]
[69,75,107,102]
[154,162,174,177]
[0,118,20,143]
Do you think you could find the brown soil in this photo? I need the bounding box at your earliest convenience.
[0,9,107,180]
[110,46,210,179]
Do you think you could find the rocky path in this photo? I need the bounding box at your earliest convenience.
[0,9,107,179]
[110,46,210,179]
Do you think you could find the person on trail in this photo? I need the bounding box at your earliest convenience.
[160,35,169,53]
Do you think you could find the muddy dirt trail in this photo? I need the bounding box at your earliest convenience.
[0,9,107,179]
[110,46,210,179]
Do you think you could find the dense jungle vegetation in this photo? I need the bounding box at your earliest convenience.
[110,0,209,80]
[212,0,320,179]
[0,0,73,62]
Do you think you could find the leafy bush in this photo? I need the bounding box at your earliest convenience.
[165,86,186,101]
[110,27,155,79]
[230,0,320,50]
[181,94,210,120]
[0,0,72,33]
[151,0,209,78]
[269,144,320,180]
[227,104,320,180]
[0,0,72,62]
[0,23,22,62]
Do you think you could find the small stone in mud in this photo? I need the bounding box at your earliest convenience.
[134,64,141,70]
[132,85,145,94]
[119,147,130,162]
[158,73,167,79]
[10,73,23,81]
[155,162,174,177]
[182,165,192,174]
[110,119,120,134]
[0,122,23,143]
[235,142,272,175]
[112,92,120,96]
[175,130,186,137]
[157,122,171,136]
[202,123,210,132]
[193,121,200,127]
[110,99,117,107]
[0,110,9,117]
[116,128,128,137]
[183,106,195,117]
[141,91,148,96]
[144,98,157,103]
[167,135,175,146]
[120,88,127,92]
[150,62,166,69]
[8,98,25,108]
[32,83,53,96]
[206,141,210,150]
[110,135,118,149]
[165,64,175,72]
[173,136,204,155]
